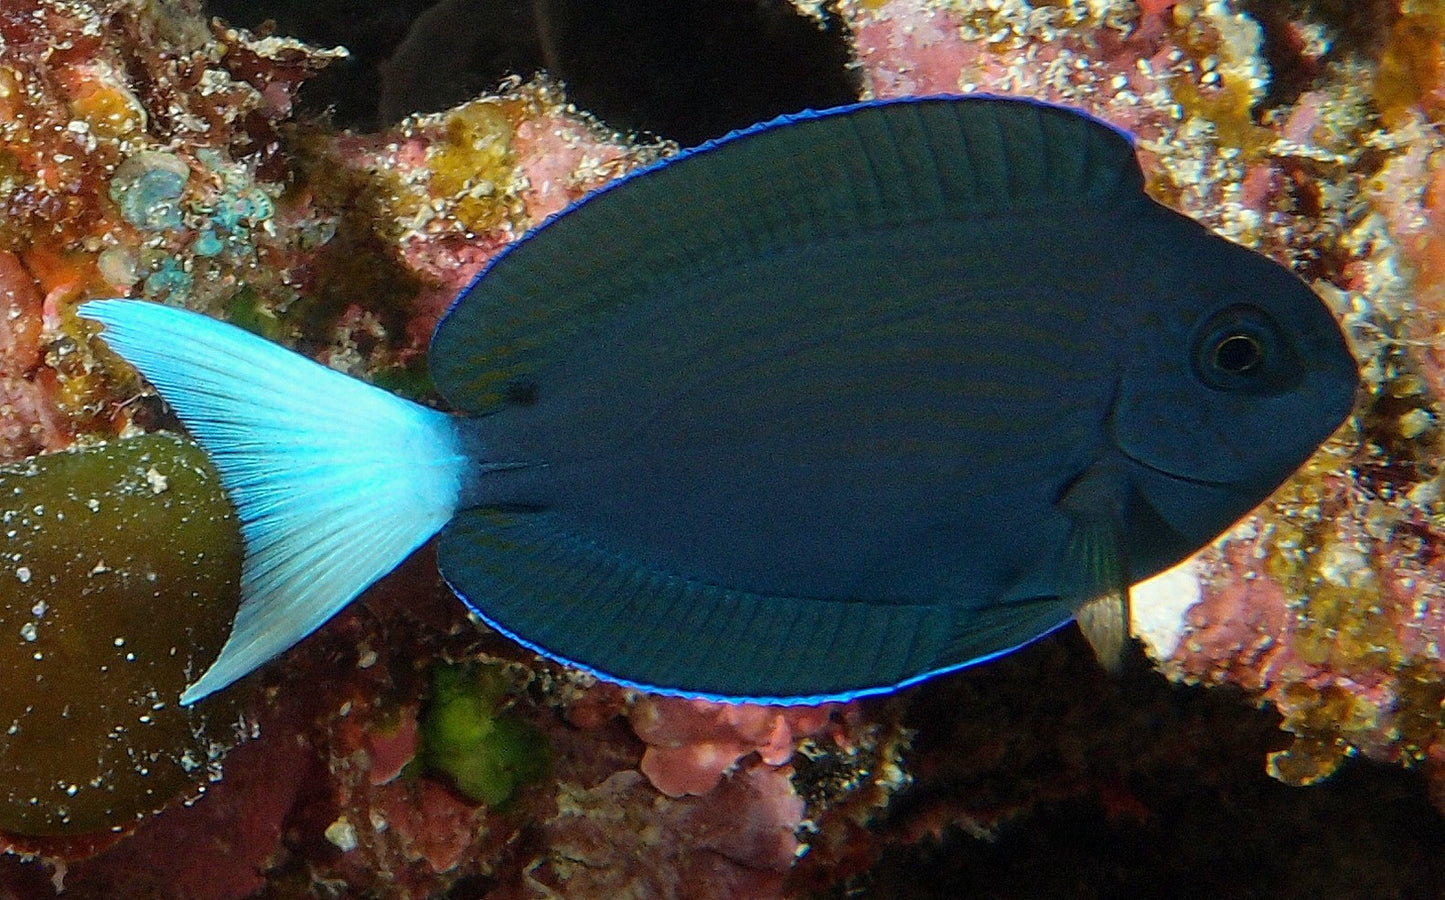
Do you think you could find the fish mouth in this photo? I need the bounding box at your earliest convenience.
[1103,375,1242,493]
[1116,445,1244,492]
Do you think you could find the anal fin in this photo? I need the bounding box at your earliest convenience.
[436,508,956,703]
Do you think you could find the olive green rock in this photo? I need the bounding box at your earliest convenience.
[0,432,243,836]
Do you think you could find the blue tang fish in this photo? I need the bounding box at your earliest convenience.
[79,96,1358,706]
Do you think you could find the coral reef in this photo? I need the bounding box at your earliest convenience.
[0,0,1443,897]
[533,767,803,898]
[0,0,347,458]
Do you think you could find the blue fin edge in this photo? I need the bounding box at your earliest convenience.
[442,562,1075,707]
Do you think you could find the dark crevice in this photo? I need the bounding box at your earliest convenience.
[1240,0,1403,114]
[203,0,859,144]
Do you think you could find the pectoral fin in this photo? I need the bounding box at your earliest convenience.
[1075,585,1130,673]
[1059,468,1134,672]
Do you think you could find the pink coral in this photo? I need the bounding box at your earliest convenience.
[530,767,804,900]
[840,0,1180,139]
[631,696,852,797]
[321,87,661,345]
[0,252,42,373]
[364,704,420,786]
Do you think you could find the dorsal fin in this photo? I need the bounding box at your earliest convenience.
[430,95,1143,414]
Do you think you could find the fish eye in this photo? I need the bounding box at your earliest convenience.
[1213,333,1262,374]
[1191,304,1295,394]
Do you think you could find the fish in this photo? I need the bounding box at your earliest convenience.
[78,95,1359,706]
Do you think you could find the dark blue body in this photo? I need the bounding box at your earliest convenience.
[425,96,1358,703]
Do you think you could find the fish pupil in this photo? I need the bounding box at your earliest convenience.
[1213,334,1263,375]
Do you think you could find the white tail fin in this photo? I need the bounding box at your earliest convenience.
[79,300,466,704]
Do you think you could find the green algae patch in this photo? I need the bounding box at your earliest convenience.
[0,432,243,836]
[420,660,548,809]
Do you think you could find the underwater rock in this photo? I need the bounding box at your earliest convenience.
[0,250,62,461]
[315,80,665,354]
[48,695,323,900]
[533,767,805,899]
[0,0,356,461]
[0,433,242,837]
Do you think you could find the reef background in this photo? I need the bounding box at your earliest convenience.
[0,0,1444,898]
